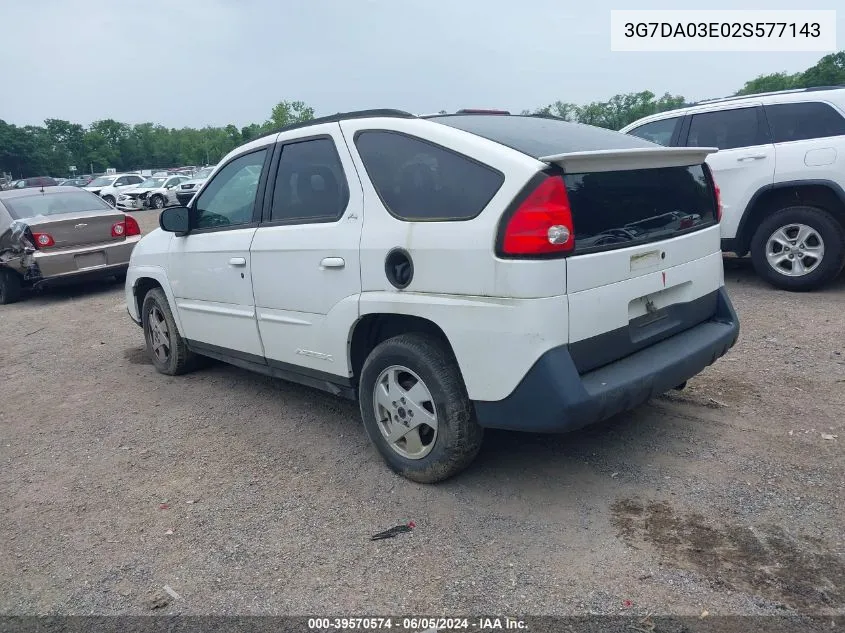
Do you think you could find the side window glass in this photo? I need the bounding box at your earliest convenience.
[628,117,680,146]
[765,102,845,143]
[354,131,504,221]
[114,177,128,186]
[131,176,144,184]
[194,149,267,229]
[686,108,766,150]
[269,138,349,223]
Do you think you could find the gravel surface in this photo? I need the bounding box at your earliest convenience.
[1,211,843,616]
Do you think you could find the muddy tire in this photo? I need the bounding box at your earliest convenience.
[750,206,845,291]
[141,288,195,375]
[359,333,484,483]
[0,268,22,305]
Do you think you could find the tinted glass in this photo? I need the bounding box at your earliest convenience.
[88,176,114,187]
[270,138,349,223]
[194,149,266,229]
[355,131,504,221]
[430,115,656,158]
[765,102,845,143]
[4,190,113,219]
[564,165,717,254]
[686,107,766,150]
[628,117,681,146]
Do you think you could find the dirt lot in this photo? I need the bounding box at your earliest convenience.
[1,209,843,617]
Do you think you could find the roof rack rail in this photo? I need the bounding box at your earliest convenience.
[258,109,416,139]
[694,84,845,106]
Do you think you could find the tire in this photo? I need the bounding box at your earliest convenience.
[151,194,165,209]
[359,333,483,483]
[0,268,23,305]
[102,194,116,207]
[750,205,845,291]
[141,288,195,375]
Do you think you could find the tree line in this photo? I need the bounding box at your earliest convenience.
[2,52,842,179]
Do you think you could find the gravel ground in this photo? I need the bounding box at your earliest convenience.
[1,210,843,617]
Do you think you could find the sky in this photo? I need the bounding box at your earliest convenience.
[0,0,842,129]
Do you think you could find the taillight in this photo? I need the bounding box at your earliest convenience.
[32,232,55,248]
[714,182,722,223]
[111,221,125,237]
[500,175,575,256]
[124,215,141,236]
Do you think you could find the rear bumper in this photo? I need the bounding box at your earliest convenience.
[30,236,141,280]
[472,287,740,433]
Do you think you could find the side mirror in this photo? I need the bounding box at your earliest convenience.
[159,206,191,235]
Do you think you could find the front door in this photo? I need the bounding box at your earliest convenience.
[249,125,363,378]
[167,146,270,359]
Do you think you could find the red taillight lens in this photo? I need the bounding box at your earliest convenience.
[124,215,141,236]
[32,232,55,248]
[714,182,722,222]
[500,175,575,256]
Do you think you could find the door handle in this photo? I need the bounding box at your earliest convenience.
[737,153,766,161]
[320,257,345,269]
[228,257,247,267]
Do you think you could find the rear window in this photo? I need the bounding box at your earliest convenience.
[3,190,113,219]
[429,115,656,158]
[764,102,845,143]
[564,165,717,254]
[355,130,504,221]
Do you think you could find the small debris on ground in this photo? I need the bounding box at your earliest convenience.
[371,521,415,540]
[144,591,170,610]
[821,433,838,441]
[163,585,181,600]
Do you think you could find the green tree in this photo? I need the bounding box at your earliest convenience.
[266,100,315,129]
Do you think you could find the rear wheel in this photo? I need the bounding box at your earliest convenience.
[751,205,845,291]
[102,194,116,207]
[151,194,165,209]
[141,288,195,375]
[0,268,23,305]
[359,333,483,483]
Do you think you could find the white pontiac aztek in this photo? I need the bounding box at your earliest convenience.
[124,108,740,483]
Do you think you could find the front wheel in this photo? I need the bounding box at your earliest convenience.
[750,205,845,291]
[359,333,483,483]
[151,194,165,209]
[102,194,116,207]
[141,288,196,375]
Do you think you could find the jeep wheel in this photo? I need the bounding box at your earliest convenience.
[0,268,23,305]
[102,194,116,207]
[141,288,195,375]
[359,333,483,483]
[151,194,165,209]
[750,206,845,291]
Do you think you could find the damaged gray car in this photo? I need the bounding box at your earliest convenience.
[0,187,142,304]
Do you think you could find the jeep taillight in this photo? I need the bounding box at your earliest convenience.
[499,175,574,256]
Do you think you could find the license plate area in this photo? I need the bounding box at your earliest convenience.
[75,252,107,269]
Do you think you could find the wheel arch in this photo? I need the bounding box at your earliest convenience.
[128,266,185,334]
[349,313,458,387]
[733,180,845,256]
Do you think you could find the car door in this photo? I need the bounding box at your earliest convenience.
[167,146,271,359]
[681,105,775,242]
[249,123,363,379]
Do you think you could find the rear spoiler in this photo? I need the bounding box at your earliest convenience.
[538,146,718,174]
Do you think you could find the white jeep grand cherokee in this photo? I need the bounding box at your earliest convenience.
[125,109,740,483]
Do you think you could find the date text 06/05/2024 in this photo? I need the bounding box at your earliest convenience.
[307,617,528,630]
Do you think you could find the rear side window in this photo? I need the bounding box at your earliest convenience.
[686,107,768,150]
[627,117,681,146]
[564,165,717,254]
[355,131,504,221]
[764,102,845,143]
[269,138,349,223]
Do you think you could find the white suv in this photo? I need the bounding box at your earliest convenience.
[85,173,146,207]
[621,87,845,291]
[125,109,739,482]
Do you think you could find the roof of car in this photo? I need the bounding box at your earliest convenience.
[621,85,845,131]
[0,185,87,200]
